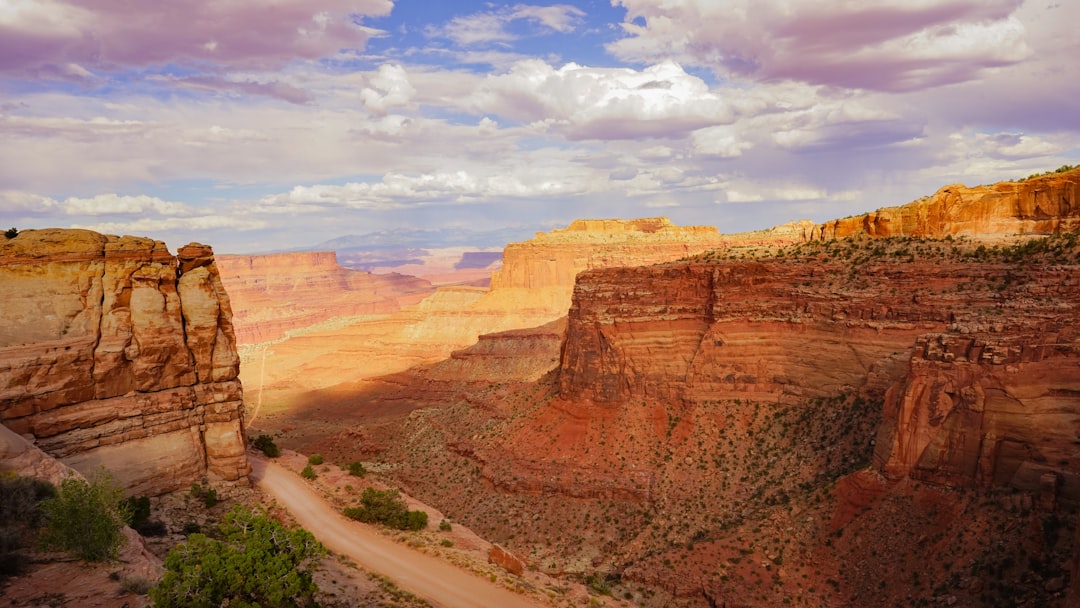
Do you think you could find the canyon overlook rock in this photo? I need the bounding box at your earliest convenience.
[0,229,248,495]
[811,167,1080,240]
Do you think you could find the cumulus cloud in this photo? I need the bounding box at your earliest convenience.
[462,60,731,139]
[0,0,393,74]
[428,4,585,46]
[360,64,417,114]
[0,190,59,214]
[62,194,192,216]
[691,126,752,158]
[608,0,1031,91]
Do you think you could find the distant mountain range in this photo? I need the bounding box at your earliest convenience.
[310,226,535,252]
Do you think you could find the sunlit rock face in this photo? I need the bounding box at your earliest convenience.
[0,229,249,495]
[811,169,1080,240]
[216,251,435,345]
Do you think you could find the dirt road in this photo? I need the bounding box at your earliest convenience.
[250,456,548,608]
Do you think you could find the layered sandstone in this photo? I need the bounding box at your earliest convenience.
[811,167,1080,240]
[486,217,811,322]
[0,229,248,495]
[216,251,434,344]
[559,242,1080,500]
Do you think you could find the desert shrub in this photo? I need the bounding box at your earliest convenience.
[0,475,55,526]
[136,520,167,537]
[252,434,281,457]
[343,488,428,531]
[124,495,151,529]
[347,461,366,477]
[39,469,128,562]
[4,227,17,239]
[150,506,324,608]
[307,454,324,465]
[300,465,317,480]
[189,483,219,508]
[439,519,452,532]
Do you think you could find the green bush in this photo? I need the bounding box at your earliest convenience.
[39,469,128,562]
[343,488,428,531]
[300,465,317,480]
[150,506,324,608]
[439,519,452,532]
[4,228,17,239]
[0,474,55,527]
[124,495,151,529]
[347,461,366,477]
[307,454,324,465]
[189,484,219,508]
[252,434,281,457]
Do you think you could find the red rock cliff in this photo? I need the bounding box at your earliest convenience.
[0,229,249,495]
[811,168,1080,240]
[559,238,1080,500]
[216,251,434,344]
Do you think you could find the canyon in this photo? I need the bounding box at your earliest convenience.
[2,167,1079,606]
[249,168,1080,607]
[0,230,248,496]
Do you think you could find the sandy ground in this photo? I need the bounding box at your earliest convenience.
[251,456,551,608]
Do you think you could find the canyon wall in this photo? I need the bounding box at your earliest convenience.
[811,168,1080,240]
[0,229,249,496]
[559,241,1080,499]
[216,251,434,344]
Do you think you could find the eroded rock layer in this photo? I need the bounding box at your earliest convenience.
[0,229,248,495]
[811,168,1080,240]
[216,251,434,344]
[560,241,1080,499]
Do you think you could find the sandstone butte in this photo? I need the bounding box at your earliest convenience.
[232,217,815,413]
[215,250,435,344]
[0,229,248,496]
[270,168,1080,608]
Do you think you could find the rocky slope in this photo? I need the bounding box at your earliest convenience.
[285,231,1080,607]
[811,167,1080,240]
[216,251,434,344]
[0,229,248,495]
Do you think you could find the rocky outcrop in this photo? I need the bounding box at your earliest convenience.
[216,251,434,344]
[558,241,1080,500]
[0,229,248,495]
[486,217,810,322]
[811,168,1080,240]
[488,544,527,576]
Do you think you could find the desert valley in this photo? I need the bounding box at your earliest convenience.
[2,167,1080,607]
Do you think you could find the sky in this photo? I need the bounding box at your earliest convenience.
[1,0,1078,254]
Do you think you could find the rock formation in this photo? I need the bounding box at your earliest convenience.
[486,217,812,322]
[810,168,1080,240]
[0,229,248,495]
[216,251,434,344]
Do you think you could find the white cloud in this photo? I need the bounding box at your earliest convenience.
[62,194,192,216]
[428,4,585,46]
[72,215,267,234]
[608,0,1030,91]
[360,64,416,114]
[691,125,751,158]
[462,60,732,139]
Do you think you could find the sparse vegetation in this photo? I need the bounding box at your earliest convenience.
[301,464,317,480]
[308,454,324,465]
[343,488,428,531]
[0,474,55,578]
[189,483,219,508]
[253,434,281,457]
[4,227,17,239]
[150,505,324,607]
[346,461,366,477]
[40,469,128,562]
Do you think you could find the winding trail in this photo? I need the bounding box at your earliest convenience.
[250,456,548,608]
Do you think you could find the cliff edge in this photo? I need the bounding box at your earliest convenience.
[0,229,249,495]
